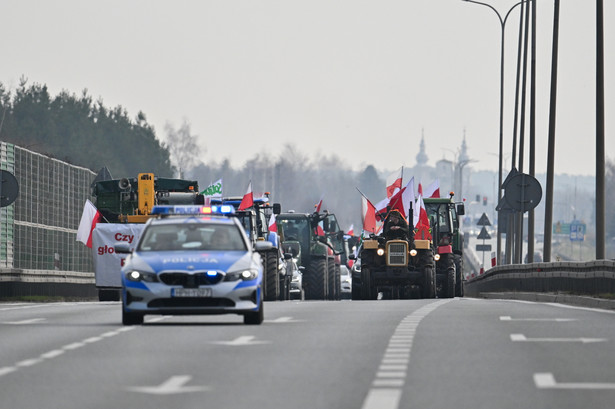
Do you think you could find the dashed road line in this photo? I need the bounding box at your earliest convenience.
[0,326,137,378]
[361,299,453,409]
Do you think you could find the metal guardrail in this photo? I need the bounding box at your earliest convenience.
[464,260,615,297]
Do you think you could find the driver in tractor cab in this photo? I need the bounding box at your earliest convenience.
[383,209,411,241]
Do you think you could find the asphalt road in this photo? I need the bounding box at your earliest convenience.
[1,298,615,409]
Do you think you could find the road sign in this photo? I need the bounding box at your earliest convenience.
[570,221,586,242]
[477,213,491,226]
[476,244,492,252]
[503,172,542,212]
[477,226,491,240]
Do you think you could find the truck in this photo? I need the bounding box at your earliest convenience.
[211,195,288,301]
[91,172,203,301]
[352,209,436,300]
[276,209,344,300]
[424,193,465,297]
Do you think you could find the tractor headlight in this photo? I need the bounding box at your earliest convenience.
[377,248,385,256]
[409,249,418,257]
[434,254,441,261]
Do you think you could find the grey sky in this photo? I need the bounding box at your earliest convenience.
[3,0,612,176]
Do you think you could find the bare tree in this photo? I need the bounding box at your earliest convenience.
[164,119,204,178]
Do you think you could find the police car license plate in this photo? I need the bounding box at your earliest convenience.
[172,288,212,297]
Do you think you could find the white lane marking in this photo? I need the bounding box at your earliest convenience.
[362,389,403,408]
[1,318,46,325]
[210,335,270,346]
[266,316,303,323]
[361,299,453,409]
[0,327,137,378]
[127,375,210,395]
[500,316,577,322]
[0,367,17,376]
[511,333,607,343]
[40,350,65,359]
[534,373,615,390]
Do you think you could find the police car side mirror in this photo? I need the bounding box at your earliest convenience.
[114,243,132,254]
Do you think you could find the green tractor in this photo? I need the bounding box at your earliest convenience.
[276,210,343,300]
[424,193,465,297]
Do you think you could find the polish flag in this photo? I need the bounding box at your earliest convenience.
[361,196,378,234]
[238,181,254,210]
[414,195,432,240]
[314,197,323,213]
[491,251,497,267]
[76,199,102,248]
[388,177,416,221]
[268,213,277,233]
[423,179,441,198]
[386,167,403,198]
[346,224,354,236]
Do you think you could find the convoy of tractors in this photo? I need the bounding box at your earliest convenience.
[89,170,466,302]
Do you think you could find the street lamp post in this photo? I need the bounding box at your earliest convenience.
[462,0,526,265]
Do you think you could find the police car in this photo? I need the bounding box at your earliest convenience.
[114,205,271,325]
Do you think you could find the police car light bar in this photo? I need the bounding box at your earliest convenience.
[151,205,235,216]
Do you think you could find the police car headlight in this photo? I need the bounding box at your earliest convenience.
[126,270,158,282]
[376,248,385,256]
[434,254,441,261]
[409,249,418,257]
[240,269,258,281]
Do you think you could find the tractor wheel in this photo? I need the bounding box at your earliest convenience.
[304,258,327,300]
[264,251,279,301]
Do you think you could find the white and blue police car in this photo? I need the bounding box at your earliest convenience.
[114,205,272,325]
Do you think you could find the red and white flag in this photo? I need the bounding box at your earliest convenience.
[346,224,354,236]
[388,177,416,221]
[414,195,432,240]
[268,213,277,233]
[361,196,378,234]
[76,199,102,248]
[386,167,403,198]
[423,179,440,198]
[491,251,497,267]
[314,197,324,213]
[238,181,254,210]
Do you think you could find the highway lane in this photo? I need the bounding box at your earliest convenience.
[1,298,615,409]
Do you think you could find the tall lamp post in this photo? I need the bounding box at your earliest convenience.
[462,0,526,265]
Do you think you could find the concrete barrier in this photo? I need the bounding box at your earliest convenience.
[464,260,615,309]
[0,269,96,299]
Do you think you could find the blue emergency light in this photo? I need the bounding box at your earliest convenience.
[151,205,235,216]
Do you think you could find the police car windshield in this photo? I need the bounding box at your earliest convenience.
[138,224,247,252]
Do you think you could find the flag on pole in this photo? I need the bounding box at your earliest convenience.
[388,177,415,221]
[268,213,277,233]
[423,179,440,198]
[314,196,324,213]
[76,199,102,248]
[360,195,378,234]
[414,195,431,240]
[238,181,254,210]
[386,167,403,198]
[346,224,354,236]
[200,178,223,198]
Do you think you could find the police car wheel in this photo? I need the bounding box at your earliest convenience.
[122,309,144,325]
[244,302,264,325]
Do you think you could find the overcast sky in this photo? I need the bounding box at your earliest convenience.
[2,0,612,177]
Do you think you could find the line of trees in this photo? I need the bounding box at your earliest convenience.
[0,78,174,178]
